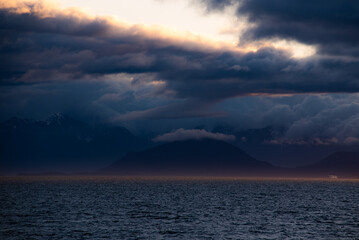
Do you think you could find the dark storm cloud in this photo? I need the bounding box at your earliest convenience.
[113,99,225,121]
[200,0,359,58]
[1,2,358,92]
[1,1,359,123]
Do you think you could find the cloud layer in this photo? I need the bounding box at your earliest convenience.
[0,0,359,149]
[153,128,236,142]
[1,1,358,93]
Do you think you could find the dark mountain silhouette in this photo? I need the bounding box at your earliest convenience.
[295,152,359,178]
[104,139,280,176]
[0,114,148,173]
[2,115,358,178]
[105,141,359,177]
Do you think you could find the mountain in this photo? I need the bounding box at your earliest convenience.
[295,152,359,178]
[105,139,280,176]
[0,114,148,173]
[213,125,359,168]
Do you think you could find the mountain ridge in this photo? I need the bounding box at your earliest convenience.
[105,140,359,177]
[105,138,280,176]
[295,151,359,178]
[0,114,148,173]
[1,115,358,177]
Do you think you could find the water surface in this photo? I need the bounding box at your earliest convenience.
[1,177,358,239]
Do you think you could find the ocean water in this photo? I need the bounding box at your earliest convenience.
[1,178,358,240]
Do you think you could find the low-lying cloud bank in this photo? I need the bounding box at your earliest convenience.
[153,128,236,142]
[266,137,359,146]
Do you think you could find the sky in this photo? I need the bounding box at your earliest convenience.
[1,0,359,166]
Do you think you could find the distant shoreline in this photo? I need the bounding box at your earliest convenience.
[1,175,359,182]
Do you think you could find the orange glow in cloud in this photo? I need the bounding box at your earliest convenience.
[0,0,242,52]
[0,0,316,58]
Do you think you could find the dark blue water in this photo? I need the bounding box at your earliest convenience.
[1,178,358,239]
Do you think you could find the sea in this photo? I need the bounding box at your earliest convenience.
[1,177,358,240]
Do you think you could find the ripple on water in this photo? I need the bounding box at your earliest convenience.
[0,179,358,239]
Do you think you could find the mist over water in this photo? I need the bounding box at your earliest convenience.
[1,179,358,239]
